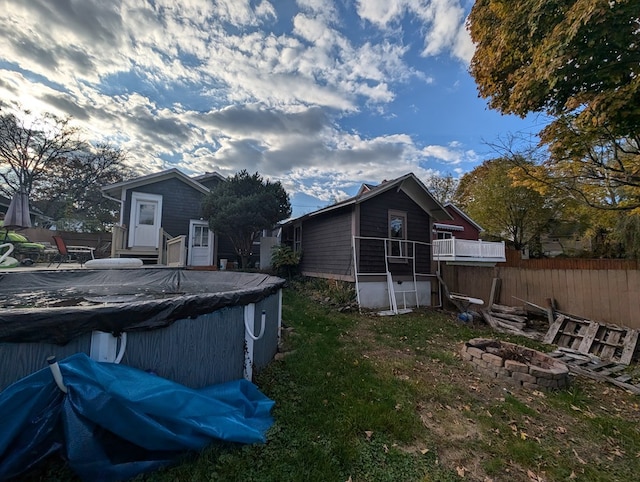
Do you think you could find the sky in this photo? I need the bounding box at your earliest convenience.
[0,0,547,218]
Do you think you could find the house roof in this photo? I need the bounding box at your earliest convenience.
[284,172,453,225]
[101,168,214,199]
[443,203,484,232]
[192,171,226,183]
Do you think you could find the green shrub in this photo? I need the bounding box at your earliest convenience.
[271,244,301,278]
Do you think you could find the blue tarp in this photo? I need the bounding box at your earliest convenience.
[0,353,274,481]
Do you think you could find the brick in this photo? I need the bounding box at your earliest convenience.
[460,351,473,361]
[529,365,554,378]
[482,353,504,366]
[512,372,537,384]
[504,359,529,373]
[548,367,569,379]
[536,378,559,388]
[522,382,539,390]
[504,375,522,387]
[467,347,484,359]
[473,359,489,369]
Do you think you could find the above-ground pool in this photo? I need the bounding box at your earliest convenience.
[0,268,286,391]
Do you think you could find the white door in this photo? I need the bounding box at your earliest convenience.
[188,220,213,266]
[129,192,162,248]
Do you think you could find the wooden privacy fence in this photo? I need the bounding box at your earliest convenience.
[440,251,640,329]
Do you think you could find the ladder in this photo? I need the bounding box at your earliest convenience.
[383,239,418,315]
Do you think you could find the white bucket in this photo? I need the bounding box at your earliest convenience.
[220,258,228,270]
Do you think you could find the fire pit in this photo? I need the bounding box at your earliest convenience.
[461,338,570,391]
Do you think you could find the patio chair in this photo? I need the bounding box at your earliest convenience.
[49,235,96,267]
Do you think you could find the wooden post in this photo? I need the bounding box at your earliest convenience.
[489,278,501,306]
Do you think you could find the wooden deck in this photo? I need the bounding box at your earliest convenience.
[433,238,506,263]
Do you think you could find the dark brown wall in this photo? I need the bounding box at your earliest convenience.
[359,189,431,274]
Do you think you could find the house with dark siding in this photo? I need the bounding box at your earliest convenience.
[280,173,452,310]
[101,168,236,267]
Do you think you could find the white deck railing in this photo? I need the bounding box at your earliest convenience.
[433,238,505,262]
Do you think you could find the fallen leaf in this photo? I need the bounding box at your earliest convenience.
[420,448,430,454]
[520,431,528,440]
[570,405,582,412]
[569,471,577,479]
[456,466,467,477]
[612,448,625,457]
[527,469,545,481]
[556,426,567,434]
[383,444,389,453]
[364,431,373,441]
[573,449,587,465]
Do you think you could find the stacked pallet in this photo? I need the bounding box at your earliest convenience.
[543,314,639,365]
[549,347,640,394]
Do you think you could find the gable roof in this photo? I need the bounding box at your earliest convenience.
[192,171,226,183]
[286,173,453,225]
[101,168,215,199]
[443,203,484,232]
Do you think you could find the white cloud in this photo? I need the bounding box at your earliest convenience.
[355,0,473,63]
[0,0,484,214]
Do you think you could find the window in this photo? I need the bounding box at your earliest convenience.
[388,210,407,240]
[388,210,407,258]
[138,203,156,225]
[193,225,209,247]
[436,231,452,240]
[293,225,302,253]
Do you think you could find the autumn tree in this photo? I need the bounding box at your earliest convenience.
[203,170,291,268]
[454,158,554,251]
[425,173,458,204]
[468,0,640,208]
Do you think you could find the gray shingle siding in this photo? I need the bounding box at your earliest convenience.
[124,178,204,237]
[299,208,353,277]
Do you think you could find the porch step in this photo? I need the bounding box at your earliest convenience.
[114,249,160,264]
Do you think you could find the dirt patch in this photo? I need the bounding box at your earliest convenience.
[347,309,640,481]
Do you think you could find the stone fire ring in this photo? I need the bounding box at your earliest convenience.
[461,338,570,391]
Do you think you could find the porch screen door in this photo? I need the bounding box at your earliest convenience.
[188,220,213,266]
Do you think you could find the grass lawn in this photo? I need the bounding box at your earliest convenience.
[24,281,640,481]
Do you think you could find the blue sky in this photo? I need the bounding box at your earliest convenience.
[0,0,546,217]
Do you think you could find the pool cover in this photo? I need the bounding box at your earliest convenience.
[0,268,286,344]
[0,353,274,481]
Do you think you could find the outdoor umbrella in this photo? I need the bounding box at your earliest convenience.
[4,189,31,229]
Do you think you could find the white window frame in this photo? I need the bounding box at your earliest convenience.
[388,210,407,260]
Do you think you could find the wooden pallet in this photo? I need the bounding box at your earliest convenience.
[543,314,639,365]
[549,348,640,394]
